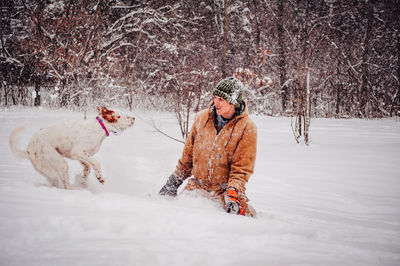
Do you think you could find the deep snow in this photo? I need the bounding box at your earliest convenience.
[0,107,399,266]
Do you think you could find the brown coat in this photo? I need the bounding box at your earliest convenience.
[174,101,257,215]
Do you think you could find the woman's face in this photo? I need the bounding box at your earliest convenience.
[213,96,235,118]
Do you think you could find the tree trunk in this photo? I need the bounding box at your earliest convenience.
[335,83,341,117]
[34,77,41,106]
[252,0,261,48]
[359,1,373,118]
[60,80,68,107]
[304,68,311,145]
[221,0,228,77]
[277,0,288,112]
[297,69,303,137]
[128,19,144,111]
[391,2,400,116]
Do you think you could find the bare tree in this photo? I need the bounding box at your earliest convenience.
[277,0,288,112]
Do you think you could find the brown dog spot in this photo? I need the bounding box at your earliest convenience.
[101,107,119,123]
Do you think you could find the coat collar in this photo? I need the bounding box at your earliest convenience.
[208,100,248,120]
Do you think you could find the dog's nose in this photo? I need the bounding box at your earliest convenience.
[132,117,135,121]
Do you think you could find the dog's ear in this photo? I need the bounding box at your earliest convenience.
[98,107,117,123]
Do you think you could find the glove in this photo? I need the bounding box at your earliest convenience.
[224,188,245,215]
[158,173,183,197]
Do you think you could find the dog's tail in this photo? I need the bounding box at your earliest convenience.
[9,125,29,159]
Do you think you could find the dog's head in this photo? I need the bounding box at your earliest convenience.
[97,107,135,134]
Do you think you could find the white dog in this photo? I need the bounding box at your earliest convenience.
[9,107,135,189]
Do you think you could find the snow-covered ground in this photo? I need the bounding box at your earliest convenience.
[0,107,399,266]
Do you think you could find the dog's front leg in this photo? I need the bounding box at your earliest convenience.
[72,152,105,184]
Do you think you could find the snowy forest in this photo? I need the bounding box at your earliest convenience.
[1,2,400,264]
[1,0,399,119]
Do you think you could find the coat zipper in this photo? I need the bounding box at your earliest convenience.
[208,126,219,182]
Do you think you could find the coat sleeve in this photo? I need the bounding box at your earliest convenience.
[174,115,198,180]
[228,120,257,193]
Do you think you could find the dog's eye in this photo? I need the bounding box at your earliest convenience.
[117,116,120,119]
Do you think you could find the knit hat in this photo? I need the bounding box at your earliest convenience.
[212,77,243,107]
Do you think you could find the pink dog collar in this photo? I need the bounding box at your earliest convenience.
[96,116,109,136]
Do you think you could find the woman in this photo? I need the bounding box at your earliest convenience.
[159,77,257,216]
